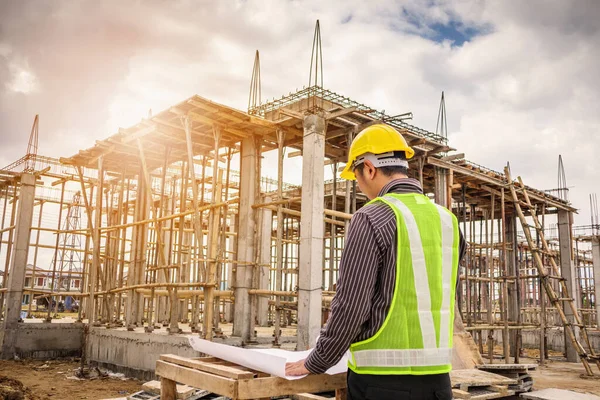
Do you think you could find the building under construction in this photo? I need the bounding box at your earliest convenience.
[1,24,600,392]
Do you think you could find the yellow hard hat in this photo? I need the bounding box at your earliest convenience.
[340,124,414,180]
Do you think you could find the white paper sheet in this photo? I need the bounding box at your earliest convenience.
[187,337,347,380]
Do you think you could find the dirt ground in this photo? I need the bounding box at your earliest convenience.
[1,355,600,399]
[520,356,600,396]
[0,359,142,400]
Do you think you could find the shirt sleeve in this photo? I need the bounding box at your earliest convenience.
[304,212,383,374]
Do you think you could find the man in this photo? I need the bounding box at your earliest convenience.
[286,124,465,400]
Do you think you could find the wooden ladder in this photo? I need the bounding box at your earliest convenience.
[504,166,600,376]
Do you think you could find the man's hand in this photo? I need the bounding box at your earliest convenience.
[285,359,310,376]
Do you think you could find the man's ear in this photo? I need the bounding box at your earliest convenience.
[364,159,376,179]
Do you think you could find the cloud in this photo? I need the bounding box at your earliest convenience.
[0,0,598,230]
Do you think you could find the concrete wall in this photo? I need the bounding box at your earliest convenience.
[86,328,202,380]
[493,328,600,354]
[86,328,297,380]
[1,323,84,359]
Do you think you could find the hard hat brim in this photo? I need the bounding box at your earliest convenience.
[340,164,356,181]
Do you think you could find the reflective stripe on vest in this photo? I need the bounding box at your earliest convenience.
[348,193,459,373]
[352,347,453,367]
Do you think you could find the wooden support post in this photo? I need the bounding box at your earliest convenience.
[183,117,208,333]
[297,113,325,350]
[487,195,495,362]
[160,377,177,400]
[89,157,104,325]
[136,139,180,333]
[224,213,237,323]
[205,165,223,339]
[329,162,337,292]
[46,182,66,322]
[274,128,285,345]
[0,185,18,311]
[257,196,272,327]
[26,200,44,317]
[500,188,510,363]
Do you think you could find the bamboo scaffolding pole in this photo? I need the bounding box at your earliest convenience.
[487,194,495,362]
[184,116,208,332]
[216,148,233,328]
[177,162,189,323]
[1,185,18,306]
[46,181,66,321]
[251,197,301,209]
[501,187,510,363]
[26,200,44,317]
[205,152,222,338]
[116,177,130,322]
[274,128,285,346]
[0,225,15,234]
[137,139,180,333]
[329,163,337,292]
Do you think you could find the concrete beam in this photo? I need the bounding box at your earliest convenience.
[558,210,579,362]
[297,114,326,350]
[233,137,258,341]
[257,198,273,327]
[593,237,600,327]
[1,173,36,359]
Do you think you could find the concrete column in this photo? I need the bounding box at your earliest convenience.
[558,210,579,362]
[434,167,448,207]
[592,237,600,326]
[505,215,519,357]
[297,114,326,351]
[1,174,35,359]
[233,137,258,341]
[257,198,273,326]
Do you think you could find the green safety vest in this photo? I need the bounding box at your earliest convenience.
[348,193,460,375]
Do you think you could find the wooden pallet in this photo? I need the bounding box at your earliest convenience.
[476,363,537,393]
[155,354,347,400]
[451,369,517,399]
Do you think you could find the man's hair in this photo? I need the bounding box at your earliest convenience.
[354,151,408,177]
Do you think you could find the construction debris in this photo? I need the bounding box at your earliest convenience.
[450,369,516,399]
[477,363,536,393]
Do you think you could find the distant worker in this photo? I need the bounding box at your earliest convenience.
[286,124,465,400]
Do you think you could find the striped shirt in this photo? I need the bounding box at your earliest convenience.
[304,178,465,374]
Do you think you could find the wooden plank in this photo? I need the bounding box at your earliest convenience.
[335,388,347,400]
[297,394,332,400]
[450,369,516,388]
[159,354,254,379]
[237,373,346,400]
[161,377,177,400]
[155,360,237,398]
[452,388,472,399]
[488,385,508,395]
[477,363,537,371]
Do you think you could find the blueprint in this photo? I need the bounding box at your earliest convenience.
[188,336,348,380]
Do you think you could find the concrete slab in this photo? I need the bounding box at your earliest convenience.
[521,388,600,400]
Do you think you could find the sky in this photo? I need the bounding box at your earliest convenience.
[1,0,599,232]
